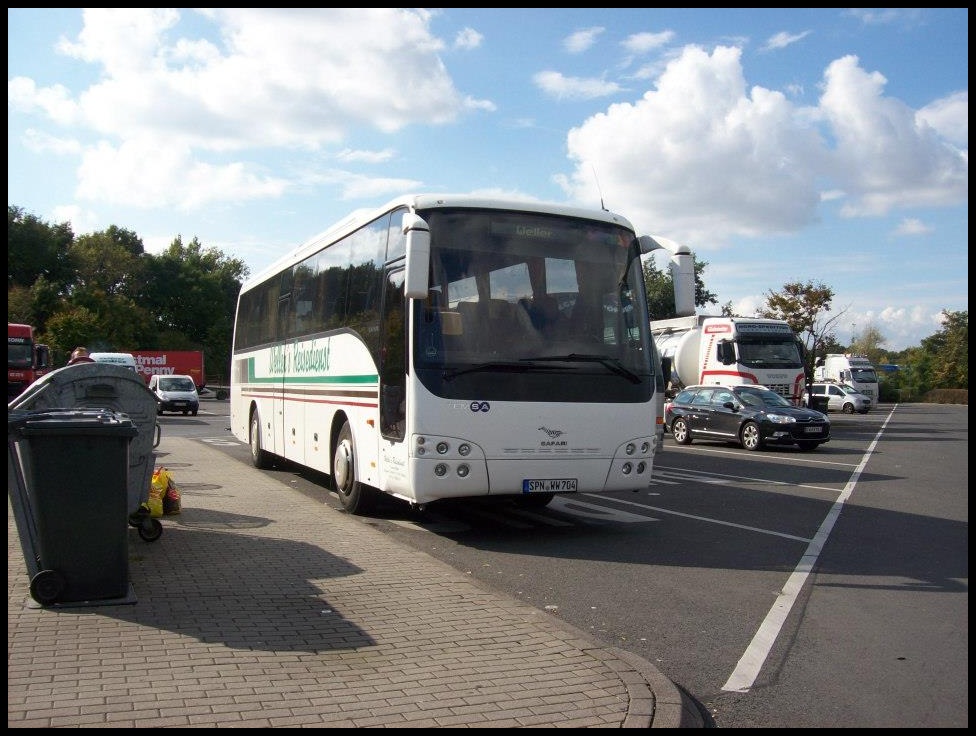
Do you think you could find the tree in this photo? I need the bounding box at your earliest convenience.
[8,207,77,335]
[918,310,968,390]
[70,230,146,298]
[7,284,36,325]
[851,322,888,363]
[757,281,845,384]
[43,305,105,364]
[8,205,76,292]
[140,235,248,382]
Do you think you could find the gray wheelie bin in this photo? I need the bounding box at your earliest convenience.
[8,362,162,542]
[8,408,138,605]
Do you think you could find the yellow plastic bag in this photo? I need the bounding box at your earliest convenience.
[148,467,170,518]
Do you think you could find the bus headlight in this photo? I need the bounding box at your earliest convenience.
[457,464,470,478]
[434,463,448,477]
[436,441,450,454]
[622,462,633,475]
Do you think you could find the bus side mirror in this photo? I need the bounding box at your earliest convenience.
[403,213,430,299]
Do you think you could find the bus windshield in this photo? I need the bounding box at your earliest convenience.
[414,208,654,403]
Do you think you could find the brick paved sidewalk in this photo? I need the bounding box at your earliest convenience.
[8,435,701,728]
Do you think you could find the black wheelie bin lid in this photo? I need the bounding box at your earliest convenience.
[12,408,139,437]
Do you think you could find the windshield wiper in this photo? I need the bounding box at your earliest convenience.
[442,361,572,382]
[519,354,642,384]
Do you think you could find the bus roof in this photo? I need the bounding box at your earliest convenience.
[241,193,637,292]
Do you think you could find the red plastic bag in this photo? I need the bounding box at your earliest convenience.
[163,478,181,515]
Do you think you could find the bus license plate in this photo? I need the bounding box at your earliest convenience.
[522,479,578,493]
[804,426,822,433]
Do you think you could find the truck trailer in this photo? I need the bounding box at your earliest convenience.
[130,350,206,391]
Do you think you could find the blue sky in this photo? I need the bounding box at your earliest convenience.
[8,8,968,351]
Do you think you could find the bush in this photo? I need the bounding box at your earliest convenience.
[921,389,968,404]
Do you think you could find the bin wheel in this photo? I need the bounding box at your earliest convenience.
[30,569,66,605]
[138,518,163,542]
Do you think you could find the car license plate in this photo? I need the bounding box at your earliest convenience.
[804,426,822,434]
[174,401,187,407]
[522,478,578,492]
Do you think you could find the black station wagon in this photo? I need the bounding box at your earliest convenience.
[666,384,831,452]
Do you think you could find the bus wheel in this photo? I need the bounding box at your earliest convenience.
[334,421,373,515]
[249,411,271,469]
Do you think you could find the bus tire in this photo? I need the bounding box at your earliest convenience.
[249,410,272,469]
[333,421,373,515]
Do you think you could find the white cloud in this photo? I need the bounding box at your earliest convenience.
[533,71,625,100]
[844,8,924,27]
[21,129,82,155]
[75,136,287,210]
[917,91,968,149]
[893,218,933,236]
[559,45,826,243]
[50,204,98,235]
[761,30,812,52]
[563,27,604,54]
[557,45,967,245]
[620,31,675,55]
[8,77,79,124]
[453,27,483,50]
[334,173,425,201]
[13,8,473,212]
[336,148,397,164]
[820,55,968,217]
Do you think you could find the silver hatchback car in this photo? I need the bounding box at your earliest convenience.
[803,382,872,414]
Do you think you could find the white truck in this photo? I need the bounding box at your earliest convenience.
[645,236,807,405]
[651,315,808,404]
[813,354,879,402]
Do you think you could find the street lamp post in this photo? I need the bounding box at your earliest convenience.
[851,322,856,351]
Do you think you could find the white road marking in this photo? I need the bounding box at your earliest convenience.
[720,404,898,693]
[550,495,657,523]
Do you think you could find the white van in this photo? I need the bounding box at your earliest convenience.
[803,382,872,414]
[89,352,138,371]
[148,373,200,416]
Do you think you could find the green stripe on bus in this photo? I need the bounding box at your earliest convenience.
[245,357,376,384]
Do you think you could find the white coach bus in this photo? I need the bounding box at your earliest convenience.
[230,194,687,515]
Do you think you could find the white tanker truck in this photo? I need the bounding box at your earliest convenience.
[647,237,806,405]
